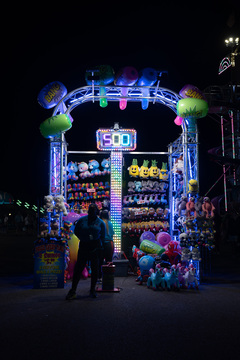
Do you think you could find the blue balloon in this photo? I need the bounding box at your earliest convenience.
[37,81,67,109]
[137,68,158,86]
[139,255,155,271]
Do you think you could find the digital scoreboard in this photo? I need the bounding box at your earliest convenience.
[96,128,137,151]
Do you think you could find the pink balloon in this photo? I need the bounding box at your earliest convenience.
[156,232,171,247]
[174,116,183,126]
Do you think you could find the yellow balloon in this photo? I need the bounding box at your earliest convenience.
[67,234,80,278]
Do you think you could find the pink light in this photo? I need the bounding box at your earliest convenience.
[174,116,183,126]
[119,87,128,110]
[120,99,127,110]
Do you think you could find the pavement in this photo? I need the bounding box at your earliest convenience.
[1,233,240,360]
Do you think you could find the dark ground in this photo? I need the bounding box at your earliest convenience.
[1,233,240,360]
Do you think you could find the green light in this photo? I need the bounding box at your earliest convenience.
[100,87,108,108]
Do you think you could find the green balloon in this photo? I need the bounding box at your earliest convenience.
[140,240,165,256]
[39,114,72,138]
[177,98,208,119]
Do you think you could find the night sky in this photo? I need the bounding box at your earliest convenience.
[1,3,240,204]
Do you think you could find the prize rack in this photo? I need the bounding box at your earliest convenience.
[38,67,210,281]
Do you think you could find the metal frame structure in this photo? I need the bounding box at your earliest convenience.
[49,84,199,249]
[52,85,181,116]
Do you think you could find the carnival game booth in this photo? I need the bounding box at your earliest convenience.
[37,66,214,288]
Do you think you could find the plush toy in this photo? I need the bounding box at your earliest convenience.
[161,240,181,265]
[128,181,135,193]
[184,264,199,289]
[54,195,68,215]
[40,220,49,236]
[50,220,59,236]
[194,197,203,218]
[134,181,142,192]
[88,160,101,176]
[149,160,159,178]
[186,197,195,218]
[128,159,139,177]
[163,266,180,291]
[202,197,215,218]
[132,245,145,261]
[139,160,149,179]
[67,162,78,180]
[188,179,198,195]
[44,195,54,212]
[136,255,155,284]
[179,232,189,248]
[78,162,91,179]
[176,195,187,216]
[147,267,165,290]
[173,155,184,174]
[159,162,169,181]
[101,158,111,174]
[181,248,191,262]
[177,263,186,288]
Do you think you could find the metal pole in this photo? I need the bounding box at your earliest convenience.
[221,116,228,211]
[230,110,236,185]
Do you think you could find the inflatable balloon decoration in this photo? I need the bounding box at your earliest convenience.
[175,84,208,128]
[179,84,206,100]
[85,65,115,108]
[37,81,67,109]
[137,68,158,110]
[39,114,72,138]
[114,66,138,110]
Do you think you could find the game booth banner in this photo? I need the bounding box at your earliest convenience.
[34,241,65,289]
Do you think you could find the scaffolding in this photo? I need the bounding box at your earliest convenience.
[204,84,240,212]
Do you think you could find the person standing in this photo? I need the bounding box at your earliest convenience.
[66,203,106,300]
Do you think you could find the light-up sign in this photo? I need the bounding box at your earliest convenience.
[96,128,137,151]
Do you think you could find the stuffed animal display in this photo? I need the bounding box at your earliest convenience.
[128,160,168,180]
[67,158,110,180]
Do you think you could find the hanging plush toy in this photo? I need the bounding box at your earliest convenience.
[128,159,139,177]
[149,160,159,178]
[139,160,150,179]
[78,162,91,179]
[188,179,198,195]
[101,158,111,175]
[88,160,101,176]
[67,162,78,181]
[202,197,215,218]
[186,197,195,218]
[159,162,169,181]
[173,155,184,174]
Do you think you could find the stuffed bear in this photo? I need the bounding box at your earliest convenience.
[44,195,54,212]
[54,195,67,215]
[176,195,187,216]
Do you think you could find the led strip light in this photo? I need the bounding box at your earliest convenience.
[110,151,123,253]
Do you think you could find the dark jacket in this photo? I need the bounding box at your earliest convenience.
[74,215,106,248]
